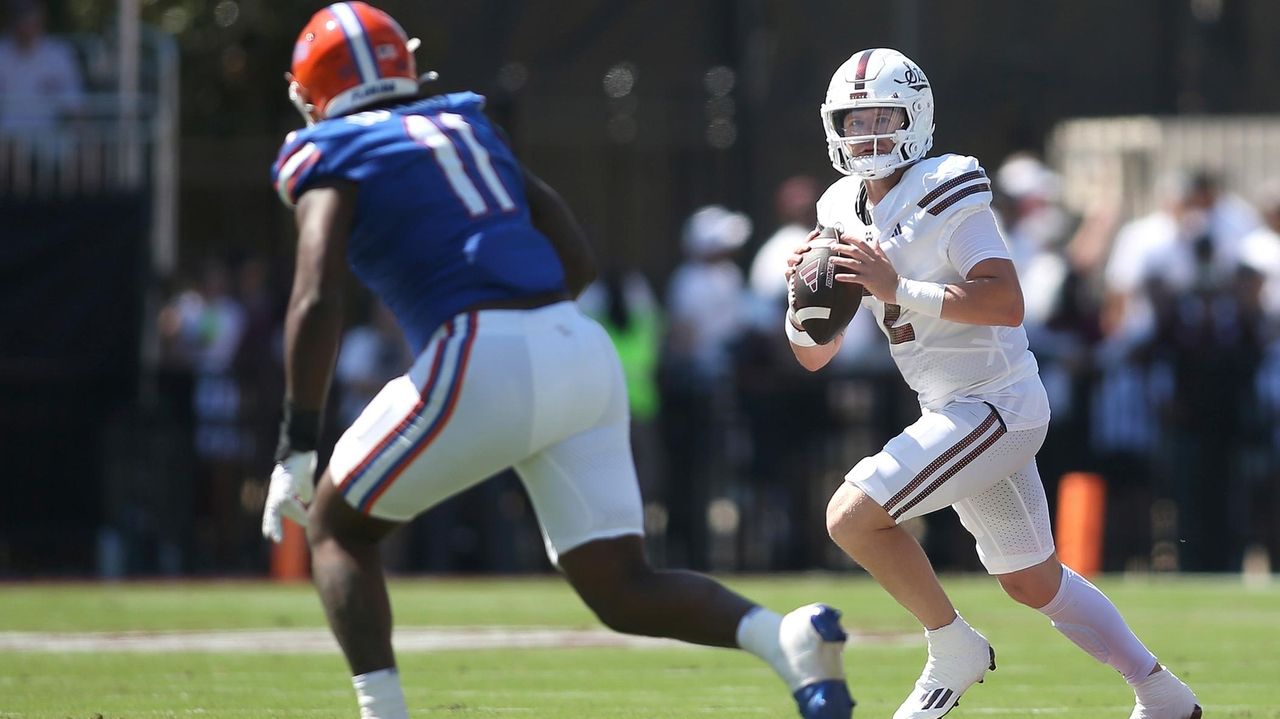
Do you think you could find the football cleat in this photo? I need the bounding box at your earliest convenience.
[1129,668,1202,719]
[893,630,995,719]
[779,604,856,719]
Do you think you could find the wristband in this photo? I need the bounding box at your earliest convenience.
[275,399,321,461]
[785,309,818,347]
[895,276,946,318]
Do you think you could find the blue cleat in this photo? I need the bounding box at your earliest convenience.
[780,604,856,718]
[794,679,857,719]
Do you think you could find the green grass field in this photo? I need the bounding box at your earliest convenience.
[1,573,1276,718]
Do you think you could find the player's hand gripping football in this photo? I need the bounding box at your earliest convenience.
[262,450,317,543]
[830,237,899,303]
[783,228,826,306]
[783,228,824,279]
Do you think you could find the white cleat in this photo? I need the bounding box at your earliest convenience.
[778,604,855,719]
[893,626,994,719]
[1129,668,1202,719]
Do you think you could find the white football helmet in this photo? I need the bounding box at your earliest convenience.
[820,48,935,179]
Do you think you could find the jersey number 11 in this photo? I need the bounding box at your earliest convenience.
[404,112,516,218]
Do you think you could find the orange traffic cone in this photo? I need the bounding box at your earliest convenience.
[271,521,310,581]
[1055,472,1106,578]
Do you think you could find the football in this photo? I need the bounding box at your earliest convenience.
[790,226,863,345]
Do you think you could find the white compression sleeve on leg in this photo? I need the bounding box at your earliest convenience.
[1037,566,1157,684]
[352,667,409,719]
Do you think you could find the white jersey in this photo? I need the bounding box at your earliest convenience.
[816,154,1045,425]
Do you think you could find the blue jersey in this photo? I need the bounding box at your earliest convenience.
[271,92,567,353]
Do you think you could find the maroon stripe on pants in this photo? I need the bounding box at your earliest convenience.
[882,406,1000,512]
[891,419,1007,520]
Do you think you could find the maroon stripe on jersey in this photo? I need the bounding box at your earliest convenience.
[917,170,986,209]
[892,418,1007,520]
[927,182,992,216]
[882,405,1000,512]
[853,50,873,90]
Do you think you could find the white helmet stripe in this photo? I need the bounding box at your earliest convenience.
[328,3,379,84]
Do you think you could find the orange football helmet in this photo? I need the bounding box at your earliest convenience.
[287,2,421,125]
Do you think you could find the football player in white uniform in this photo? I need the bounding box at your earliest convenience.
[784,49,1202,719]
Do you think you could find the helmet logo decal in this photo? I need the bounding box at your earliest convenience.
[893,64,929,91]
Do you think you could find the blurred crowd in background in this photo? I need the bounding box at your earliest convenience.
[134,154,1280,579]
[3,0,1280,578]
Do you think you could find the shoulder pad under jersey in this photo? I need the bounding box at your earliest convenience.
[908,154,992,220]
[815,175,866,230]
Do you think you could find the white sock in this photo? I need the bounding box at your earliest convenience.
[924,613,981,655]
[1131,666,1190,704]
[735,606,790,683]
[1037,566,1157,684]
[352,667,409,719]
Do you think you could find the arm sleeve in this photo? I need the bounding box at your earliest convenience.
[944,208,1011,277]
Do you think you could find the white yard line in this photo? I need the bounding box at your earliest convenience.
[0,626,918,653]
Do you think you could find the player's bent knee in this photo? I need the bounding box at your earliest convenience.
[996,558,1063,607]
[559,535,657,633]
[825,481,891,545]
[308,474,401,549]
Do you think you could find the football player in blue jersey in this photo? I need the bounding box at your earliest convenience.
[260,4,854,718]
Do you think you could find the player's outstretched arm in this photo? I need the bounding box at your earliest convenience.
[285,182,356,417]
[522,167,597,297]
[263,181,356,542]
